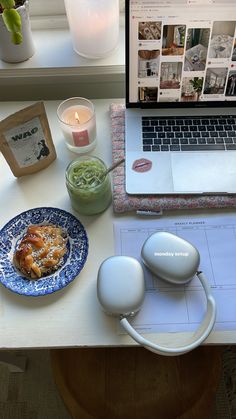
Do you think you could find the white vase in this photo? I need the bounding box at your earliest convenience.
[64,0,119,59]
[0,0,35,63]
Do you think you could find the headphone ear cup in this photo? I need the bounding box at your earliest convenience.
[97,256,145,316]
[141,231,200,285]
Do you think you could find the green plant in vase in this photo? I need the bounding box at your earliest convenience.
[0,0,23,44]
[189,77,203,101]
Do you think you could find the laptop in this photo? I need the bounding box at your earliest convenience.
[125,0,236,194]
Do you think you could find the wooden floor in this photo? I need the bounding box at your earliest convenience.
[0,349,70,419]
[51,346,223,419]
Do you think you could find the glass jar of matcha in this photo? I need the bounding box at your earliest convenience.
[65,156,112,215]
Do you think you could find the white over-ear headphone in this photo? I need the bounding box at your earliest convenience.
[97,231,216,356]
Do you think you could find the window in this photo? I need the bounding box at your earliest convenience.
[1,0,125,99]
[29,0,125,17]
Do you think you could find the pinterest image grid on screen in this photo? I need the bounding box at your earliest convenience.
[129,4,236,104]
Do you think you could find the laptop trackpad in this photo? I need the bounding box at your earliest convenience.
[172,152,236,193]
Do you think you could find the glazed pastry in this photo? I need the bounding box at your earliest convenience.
[14,225,68,279]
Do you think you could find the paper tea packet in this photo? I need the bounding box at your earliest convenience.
[0,102,56,177]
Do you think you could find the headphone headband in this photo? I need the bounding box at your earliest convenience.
[120,271,216,356]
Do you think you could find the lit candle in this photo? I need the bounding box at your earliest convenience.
[57,98,97,154]
[64,0,119,59]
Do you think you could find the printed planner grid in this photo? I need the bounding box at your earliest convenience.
[114,216,236,333]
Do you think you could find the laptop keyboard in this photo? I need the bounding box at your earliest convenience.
[142,115,236,152]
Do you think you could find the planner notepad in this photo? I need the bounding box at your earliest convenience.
[114,215,236,334]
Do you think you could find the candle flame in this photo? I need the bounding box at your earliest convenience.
[75,112,80,123]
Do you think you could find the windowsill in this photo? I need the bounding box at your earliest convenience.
[0,16,125,100]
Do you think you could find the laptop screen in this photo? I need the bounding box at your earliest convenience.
[126,0,236,108]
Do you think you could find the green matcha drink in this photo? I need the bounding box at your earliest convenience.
[66,156,112,215]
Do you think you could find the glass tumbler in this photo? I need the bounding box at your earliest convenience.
[65,156,112,215]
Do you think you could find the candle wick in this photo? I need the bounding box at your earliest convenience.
[75,112,80,124]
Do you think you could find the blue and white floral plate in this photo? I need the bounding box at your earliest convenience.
[0,207,89,296]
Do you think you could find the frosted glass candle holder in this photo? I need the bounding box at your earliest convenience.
[64,0,119,59]
[57,97,97,154]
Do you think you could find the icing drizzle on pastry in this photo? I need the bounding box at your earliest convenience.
[13,225,68,280]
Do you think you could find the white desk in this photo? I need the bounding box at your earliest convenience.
[0,99,236,350]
